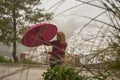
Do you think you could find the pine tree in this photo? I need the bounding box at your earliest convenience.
[0,0,53,62]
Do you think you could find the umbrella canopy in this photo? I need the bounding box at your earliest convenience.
[22,23,58,47]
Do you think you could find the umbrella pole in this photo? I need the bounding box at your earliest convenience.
[43,45,47,52]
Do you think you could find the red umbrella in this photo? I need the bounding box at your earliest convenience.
[22,22,58,47]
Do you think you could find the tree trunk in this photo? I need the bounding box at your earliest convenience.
[12,42,18,62]
[12,0,18,62]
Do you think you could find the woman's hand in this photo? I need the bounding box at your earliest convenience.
[45,54,51,64]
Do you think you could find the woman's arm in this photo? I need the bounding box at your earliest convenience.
[45,54,51,64]
[39,36,50,45]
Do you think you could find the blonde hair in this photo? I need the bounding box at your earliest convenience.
[57,31,66,44]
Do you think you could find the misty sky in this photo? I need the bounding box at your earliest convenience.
[40,0,108,39]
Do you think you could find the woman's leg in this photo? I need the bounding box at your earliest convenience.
[50,64,57,69]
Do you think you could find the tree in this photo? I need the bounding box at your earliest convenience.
[0,0,53,62]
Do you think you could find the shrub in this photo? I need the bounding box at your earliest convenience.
[0,55,13,63]
[19,59,38,64]
[42,66,88,80]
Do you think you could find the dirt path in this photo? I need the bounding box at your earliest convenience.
[0,64,49,80]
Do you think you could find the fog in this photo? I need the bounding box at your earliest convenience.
[0,0,110,56]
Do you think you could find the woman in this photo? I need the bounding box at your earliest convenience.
[43,31,67,68]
